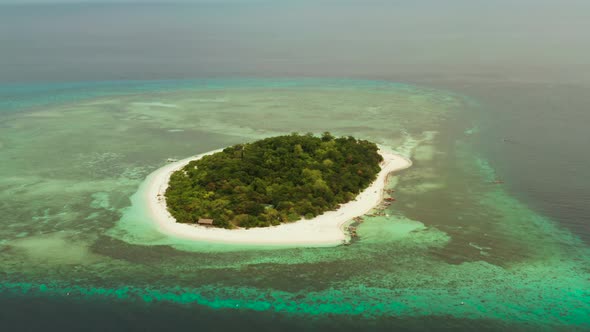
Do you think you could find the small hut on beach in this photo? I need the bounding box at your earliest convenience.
[197,218,214,226]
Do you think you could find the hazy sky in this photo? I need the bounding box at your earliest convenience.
[0,0,270,4]
[0,0,273,3]
[1,0,589,83]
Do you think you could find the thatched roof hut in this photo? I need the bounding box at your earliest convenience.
[197,218,214,226]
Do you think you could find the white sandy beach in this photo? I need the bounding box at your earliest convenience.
[146,147,412,246]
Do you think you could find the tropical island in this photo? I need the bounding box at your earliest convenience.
[145,133,411,246]
[165,133,383,229]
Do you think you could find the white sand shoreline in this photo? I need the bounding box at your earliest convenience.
[146,147,412,247]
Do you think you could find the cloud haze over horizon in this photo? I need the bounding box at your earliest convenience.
[0,0,270,4]
[1,0,589,83]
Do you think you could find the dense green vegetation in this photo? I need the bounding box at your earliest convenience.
[165,133,383,228]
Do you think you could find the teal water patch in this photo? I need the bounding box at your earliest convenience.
[0,78,440,114]
[456,142,590,262]
[464,125,480,136]
[357,214,433,244]
[1,265,588,328]
[1,79,588,329]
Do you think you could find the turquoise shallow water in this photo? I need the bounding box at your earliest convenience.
[0,79,588,330]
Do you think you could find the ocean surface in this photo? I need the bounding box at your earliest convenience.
[1,2,589,331]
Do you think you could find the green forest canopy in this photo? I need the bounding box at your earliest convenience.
[165,133,383,229]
